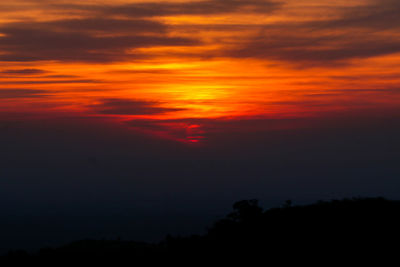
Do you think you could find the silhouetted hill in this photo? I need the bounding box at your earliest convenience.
[2,197,399,264]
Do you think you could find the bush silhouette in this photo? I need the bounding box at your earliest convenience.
[1,197,399,264]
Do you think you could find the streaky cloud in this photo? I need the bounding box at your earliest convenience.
[90,98,186,115]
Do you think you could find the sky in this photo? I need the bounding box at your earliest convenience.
[1,0,400,252]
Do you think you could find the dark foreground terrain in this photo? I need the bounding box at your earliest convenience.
[1,197,399,264]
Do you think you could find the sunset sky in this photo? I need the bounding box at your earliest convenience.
[1,0,400,143]
[1,0,400,252]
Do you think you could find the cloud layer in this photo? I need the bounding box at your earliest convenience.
[1,0,399,65]
[0,89,48,98]
[90,98,186,115]
[0,19,196,62]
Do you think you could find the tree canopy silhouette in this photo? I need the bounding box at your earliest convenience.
[1,197,399,264]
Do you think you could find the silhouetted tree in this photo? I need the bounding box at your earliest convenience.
[2,197,400,264]
[228,199,263,222]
